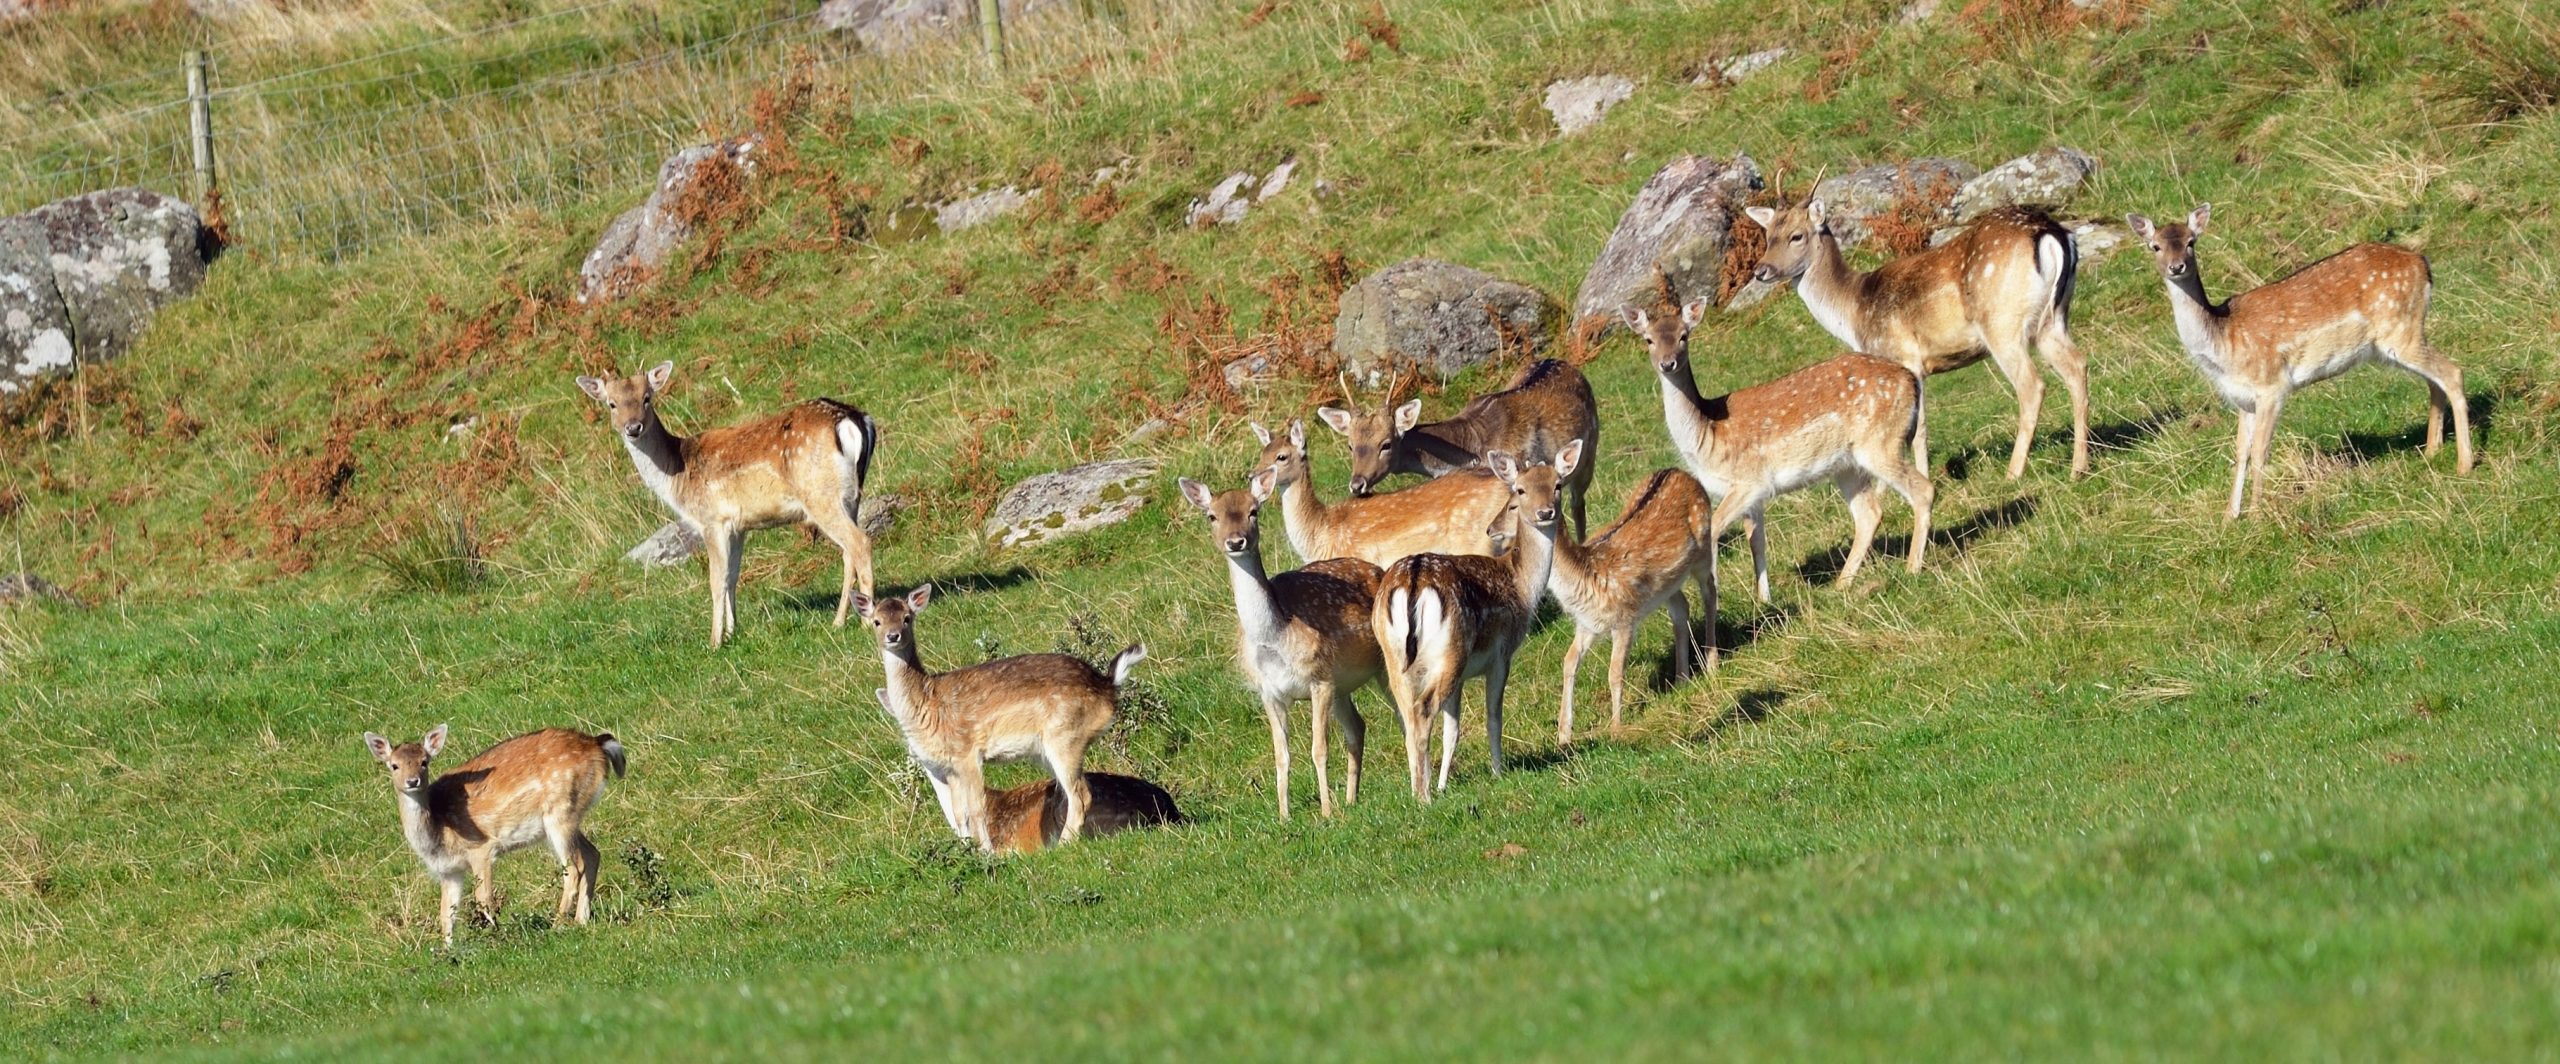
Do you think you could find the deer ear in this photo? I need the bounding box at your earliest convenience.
[1622,306,1648,330]
[363,732,392,761]
[1554,438,1585,477]
[1485,450,1522,482]
[1680,299,1711,329]
[1807,198,1828,227]
[644,361,674,392]
[851,591,875,617]
[1288,419,1306,450]
[421,723,448,758]
[1393,399,1424,434]
[1744,205,1777,229]
[1314,406,1355,436]
[2187,203,2211,236]
[1248,466,1277,502]
[2125,213,2154,239]
[874,687,890,707]
[1249,421,1273,446]
[1178,477,1214,513]
[906,584,934,611]
[575,376,607,402]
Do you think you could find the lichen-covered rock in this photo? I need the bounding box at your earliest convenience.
[937,186,1039,234]
[1186,158,1296,228]
[984,460,1160,549]
[1699,48,1787,84]
[1573,153,1762,330]
[0,572,77,607]
[817,0,1065,55]
[1334,259,1554,384]
[1,189,213,395]
[577,136,760,304]
[1950,146,2099,222]
[627,493,905,568]
[1543,75,1636,136]
[1810,157,1979,250]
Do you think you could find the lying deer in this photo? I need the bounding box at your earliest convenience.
[1181,471,1385,820]
[983,772,1184,855]
[1629,302,1934,609]
[1250,420,1510,569]
[576,361,879,647]
[1315,358,1602,536]
[1749,201,2089,479]
[362,724,627,945]
[2127,204,2473,519]
[1545,468,1719,741]
[1374,441,1580,801]
[858,584,1143,850]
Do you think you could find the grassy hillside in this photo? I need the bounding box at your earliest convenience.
[7,0,2560,1058]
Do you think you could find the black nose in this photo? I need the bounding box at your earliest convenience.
[1753,265,1776,283]
[1349,478,1371,496]
[622,424,642,438]
[1536,508,1558,523]
[1224,537,1249,553]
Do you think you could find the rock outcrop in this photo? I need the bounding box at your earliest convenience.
[1950,146,2100,222]
[817,0,1065,55]
[984,460,1160,550]
[1543,76,1636,136]
[1333,259,1553,384]
[1809,157,1978,249]
[2,188,216,395]
[577,136,760,304]
[1573,153,1763,329]
[627,494,905,568]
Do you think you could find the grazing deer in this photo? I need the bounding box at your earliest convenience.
[2126,204,2473,519]
[1249,420,1510,569]
[575,361,879,648]
[1545,468,1719,741]
[1628,302,1933,608]
[1315,358,1602,536]
[1748,201,2088,479]
[857,584,1143,851]
[1373,442,1580,801]
[1180,472,1386,820]
[362,724,627,946]
[983,772,1184,855]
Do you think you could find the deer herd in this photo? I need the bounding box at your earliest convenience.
[365,196,2477,942]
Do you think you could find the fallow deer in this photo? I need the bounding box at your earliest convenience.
[1373,442,1580,801]
[1249,420,1510,569]
[362,724,627,946]
[1315,358,1602,536]
[1545,468,1719,741]
[857,584,1143,851]
[2126,204,2473,519]
[1180,471,1386,820]
[576,361,879,648]
[1628,302,1933,609]
[1748,201,2088,479]
[983,772,1184,855]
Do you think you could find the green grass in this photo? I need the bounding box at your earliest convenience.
[7,0,2560,1058]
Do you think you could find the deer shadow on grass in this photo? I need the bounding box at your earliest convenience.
[2328,389,2498,464]
[1938,405,2189,482]
[1688,687,1788,744]
[1795,494,2039,585]
[784,564,1037,613]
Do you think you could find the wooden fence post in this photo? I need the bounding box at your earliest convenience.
[978,0,1006,66]
[185,49,215,202]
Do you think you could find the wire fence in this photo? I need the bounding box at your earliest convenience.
[0,0,1197,262]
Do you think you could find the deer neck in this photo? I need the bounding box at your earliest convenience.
[1655,357,1720,472]
[393,787,446,859]
[1394,424,1480,478]
[1504,517,1562,612]
[621,411,691,515]
[1274,469,1327,563]
[1221,543,1287,649]
[878,641,937,729]
[2162,265,2232,370]
[1542,528,1603,614]
[1794,230,1869,349]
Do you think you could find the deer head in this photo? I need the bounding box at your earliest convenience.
[1314,399,1423,497]
[573,361,675,442]
[1746,200,1828,285]
[363,723,448,795]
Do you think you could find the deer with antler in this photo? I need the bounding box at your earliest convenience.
[1315,358,1601,537]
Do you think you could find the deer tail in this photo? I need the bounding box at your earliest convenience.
[1110,643,1148,688]
[596,733,628,779]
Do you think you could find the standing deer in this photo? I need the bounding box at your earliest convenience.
[1180,471,1386,820]
[1748,201,2088,479]
[1315,358,1602,536]
[982,772,1184,855]
[1628,302,1933,609]
[2126,204,2473,519]
[1373,441,1581,801]
[576,361,879,648]
[857,584,1143,851]
[1249,420,1511,569]
[362,724,627,946]
[1544,468,1720,741]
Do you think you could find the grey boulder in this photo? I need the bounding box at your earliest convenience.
[818,0,1064,55]
[1811,157,1979,249]
[984,460,1160,550]
[1573,153,1763,330]
[626,493,905,568]
[1334,259,1552,384]
[2,189,214,395]
[1951,146,2098,222]
[1544,75,1636,136]
[578,136,761,304]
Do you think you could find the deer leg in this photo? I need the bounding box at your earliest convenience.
[1692,562,1720,672]
[1262,693,1293,821]
[1310,680,1337,818]
[2384,339,2473,473]
[2226,407,2256,520]
[701,529,730,648]
[1835,471,1882,586]
[575,833,600,925]
[1483,655,1511,777]
[1666,590,1696,683]
[1393,673,1430,802]
[1990,336,2043,481]
[1332,686,1367,807]
[1435,683,1463,793]
[438,875,465,946]
[547,821,580,923]
[1045,741,1092,843]
[1910,377,1932,474]
[1606,628,1633,733]
[2041,316,2093,479]
[720,528,748,643]
[950,762,992,851]
[467,849,498,926]
[2249,391,2287,514]
[1558,625,1596,744]
[1748,509,1772,603]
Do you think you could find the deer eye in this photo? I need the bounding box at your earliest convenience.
[1790,234,1803,244]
